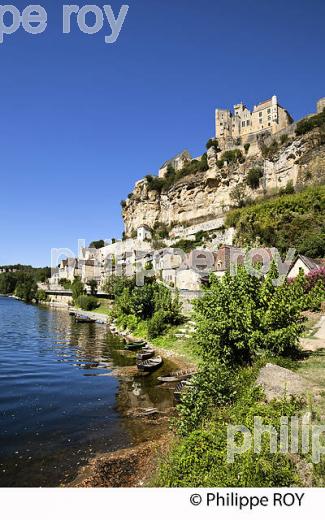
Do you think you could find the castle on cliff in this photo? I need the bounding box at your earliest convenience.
[215,95,293,146]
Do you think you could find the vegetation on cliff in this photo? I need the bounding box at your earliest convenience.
[225,185,325,257]
[296,108,325,137]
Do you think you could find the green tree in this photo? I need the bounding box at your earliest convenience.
[193,265,304,366]
[71,278,85,302]
[89,240,105,249]
[88,279,98,295]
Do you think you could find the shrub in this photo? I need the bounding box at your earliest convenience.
[89,240,105,249]
[246,167,263,189]
[280,133,289,144]
[147,310,169,338]
[304,267,325,293]
[176,361,238,436]
[230,182,246,207]
[296,109,325,136]
[88,279,98,295]
[279,180,295,195]
[206,138,220,151]
[14,277,38,302]
[216,159,224,169]
[225,185,325,257]
[60,278,72,289]
[244,143,250,154]
[120,199,126,208]
[75,295,98,311]
[193,265,304,366]
[71,278,85,302]
[156,387,302,487]
[221,149,243,164]
[36,289,47,302]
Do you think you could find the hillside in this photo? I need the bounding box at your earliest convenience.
[122,113,325,241]
[225,185,325,257]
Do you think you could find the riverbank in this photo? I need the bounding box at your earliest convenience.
[44,300,197,487]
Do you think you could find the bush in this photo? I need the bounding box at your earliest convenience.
[75,295,98,311]
[36,289,47,302]
[88,279,98,295]
[246,167,263,189]
[304,267,325,293]
[193,264,304,366]
[156,385,302,487]
[296,109,325,136]
[221,149,243,164]
[280,133,289,144]
[244,143,250,154]
[147,310,169,338]
[176,361,238,436]
[14,277,38,302]
[89,240,105,249]
[71,278,85,302]
[206,138,220,151]
[112,279,183,337]
[279,180,295,195]
[225,185,325,257]
[59,278,72,289]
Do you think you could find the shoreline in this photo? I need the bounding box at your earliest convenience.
[43,299,195,487]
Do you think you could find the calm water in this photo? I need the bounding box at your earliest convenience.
[0,297,174,487]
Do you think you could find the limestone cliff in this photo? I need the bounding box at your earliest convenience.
[122,128,325,237]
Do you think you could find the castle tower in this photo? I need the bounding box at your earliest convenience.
[317,97,325,114]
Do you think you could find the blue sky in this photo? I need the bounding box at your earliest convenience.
[0,0,324,266]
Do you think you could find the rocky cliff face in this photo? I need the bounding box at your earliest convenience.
[122,129,325,237]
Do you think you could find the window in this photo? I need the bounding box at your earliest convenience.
[242,121,245,127]
[259,112,262,117]
[267,108,271,114]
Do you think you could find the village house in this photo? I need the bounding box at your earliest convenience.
[137,225,152,242]
[287,255,324,278]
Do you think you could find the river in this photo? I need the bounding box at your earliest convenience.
[0,296,175,487]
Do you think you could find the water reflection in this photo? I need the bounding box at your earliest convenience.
[0,297,176,487]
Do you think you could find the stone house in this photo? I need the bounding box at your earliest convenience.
[137,225,152,242]
[287,255,324,278]
[158,150,192,178]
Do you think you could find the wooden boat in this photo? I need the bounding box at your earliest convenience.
[157,368,197,383]
[174,379,193,402]
[136,347,155,361]
[75,315,94,323]
[137,356,163,372]
[124,340,147,351]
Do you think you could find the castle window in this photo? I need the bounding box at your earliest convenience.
[242,121,245,127]
[259,112,262,117]
[267,108,271,114]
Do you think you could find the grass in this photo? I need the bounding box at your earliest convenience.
[150,326,200,365]
[92,298,113,316]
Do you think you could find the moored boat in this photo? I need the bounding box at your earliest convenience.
[173,379,193,401]
[157,368,196,383]
[75,315,94,323]
[136,347,155,361]
[137,355,163,372]
[124,340,147,351]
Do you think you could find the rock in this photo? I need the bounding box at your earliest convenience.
[122,130,325,237]
[257,363,318,401]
